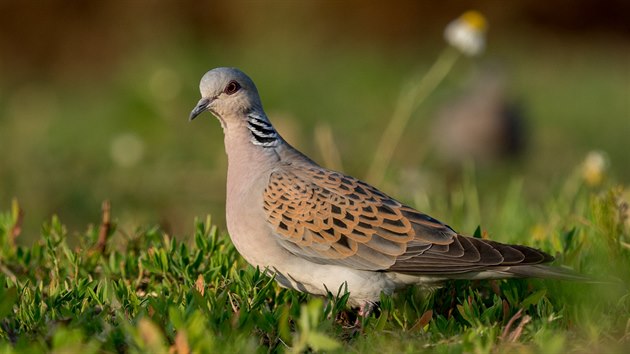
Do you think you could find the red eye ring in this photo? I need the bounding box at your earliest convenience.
[224,80,241,95]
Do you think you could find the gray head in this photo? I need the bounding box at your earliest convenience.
[189,67,263,122]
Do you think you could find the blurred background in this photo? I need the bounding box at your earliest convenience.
[1,0,629,243]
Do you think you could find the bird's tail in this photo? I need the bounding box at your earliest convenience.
[507,264,594,282]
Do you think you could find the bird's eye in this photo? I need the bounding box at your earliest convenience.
[224,80,241,95]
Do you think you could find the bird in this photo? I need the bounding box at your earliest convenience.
[432,65,527,165]
[189,67,580,315]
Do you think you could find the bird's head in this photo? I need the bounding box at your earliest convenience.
[189,67,262,123]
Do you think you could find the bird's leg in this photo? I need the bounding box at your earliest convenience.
[358,302,374,318]
[354,301,375,328]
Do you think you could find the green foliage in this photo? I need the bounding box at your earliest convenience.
[1,180,629,353]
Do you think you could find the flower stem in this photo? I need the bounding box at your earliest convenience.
[365,47,460,185]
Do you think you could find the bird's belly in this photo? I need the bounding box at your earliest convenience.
[227,218,394,305]
[270,259,398,307]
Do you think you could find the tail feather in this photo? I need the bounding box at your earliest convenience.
[506,264,593,281]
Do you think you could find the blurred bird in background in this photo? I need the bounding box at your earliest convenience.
[431,65,527,166]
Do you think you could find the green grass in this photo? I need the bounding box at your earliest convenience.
[1,172,629,353]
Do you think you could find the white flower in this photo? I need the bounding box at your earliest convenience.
[582,150,608,186]
[444,11,488,57]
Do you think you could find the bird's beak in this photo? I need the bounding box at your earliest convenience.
[189,98,211,121]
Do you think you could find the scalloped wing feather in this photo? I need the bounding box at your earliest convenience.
[262,165,553,274]
[263,167,454,270]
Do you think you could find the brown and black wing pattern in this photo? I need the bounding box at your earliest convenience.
[262,165,553,274]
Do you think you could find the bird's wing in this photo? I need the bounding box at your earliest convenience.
[262,165,552,273]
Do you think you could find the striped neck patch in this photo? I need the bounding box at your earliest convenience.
[247,113,279,147]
